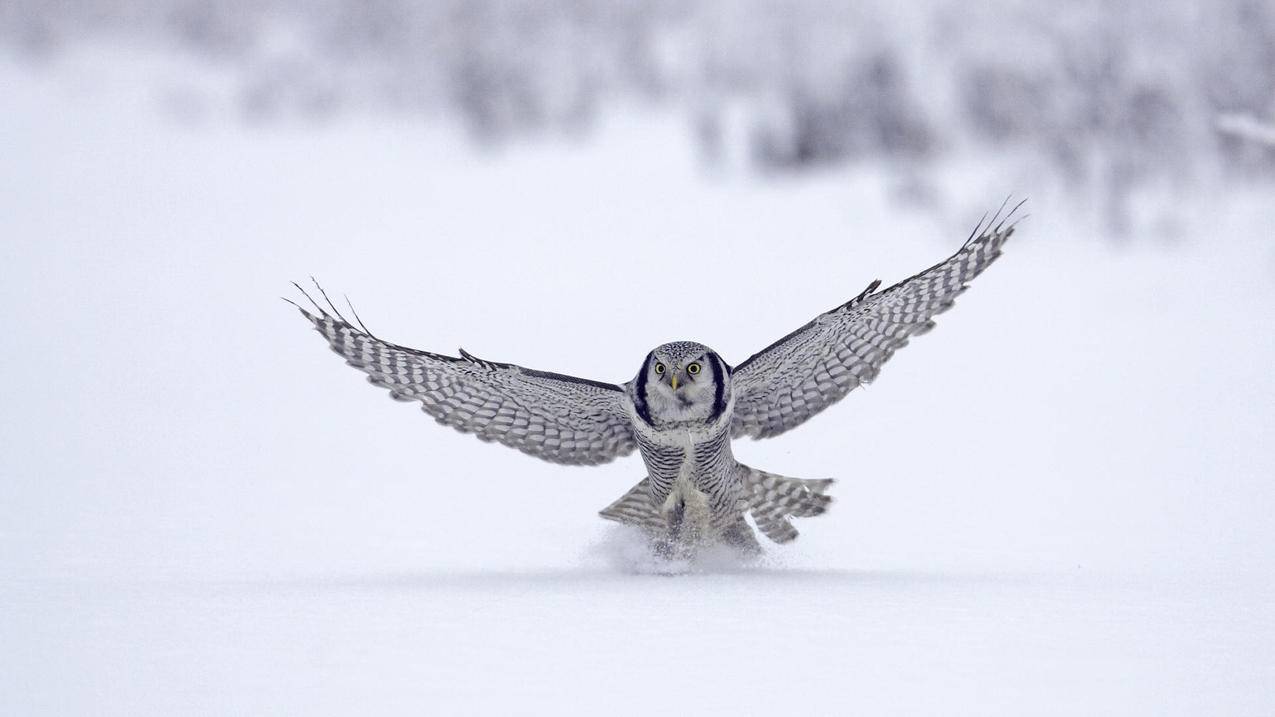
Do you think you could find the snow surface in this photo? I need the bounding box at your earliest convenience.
[2,53,1274,715]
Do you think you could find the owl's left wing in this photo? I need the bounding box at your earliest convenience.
[289,285,636,465]
[731,204,1020,440]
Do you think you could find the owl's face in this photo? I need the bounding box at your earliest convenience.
[635,341,729,424]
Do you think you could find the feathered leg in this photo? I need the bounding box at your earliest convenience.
[720,517,762,555]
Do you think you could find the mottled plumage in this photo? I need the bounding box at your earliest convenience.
[289,203,1021,555]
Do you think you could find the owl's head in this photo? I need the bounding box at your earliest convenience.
[634,341,729,425]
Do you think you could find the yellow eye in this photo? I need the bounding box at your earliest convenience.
[654,362,665,374]
[686,362,701,375]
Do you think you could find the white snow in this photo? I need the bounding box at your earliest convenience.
[2,52,1274,715]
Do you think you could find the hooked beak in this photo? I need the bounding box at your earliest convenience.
[670,373,680,391]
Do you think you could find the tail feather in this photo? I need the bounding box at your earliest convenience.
[598,478,665,532]
[599,468,835,546]
[741,466,835,544]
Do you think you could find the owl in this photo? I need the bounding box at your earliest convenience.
[288,203,1021,556]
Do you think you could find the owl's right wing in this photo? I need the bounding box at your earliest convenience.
[730,203,1020,439]
[289,284,637,466]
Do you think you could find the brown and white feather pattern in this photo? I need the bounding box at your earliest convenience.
[292,298,636,466]
[731,210,1018,440]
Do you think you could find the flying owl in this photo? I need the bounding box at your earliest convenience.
[288,203,1021,556]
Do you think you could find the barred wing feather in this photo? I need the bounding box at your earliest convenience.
[731,205,1020,440]
[290,287,637,466]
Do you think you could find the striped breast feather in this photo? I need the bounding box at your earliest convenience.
[731,200,1022,439]
[288,282,637,466]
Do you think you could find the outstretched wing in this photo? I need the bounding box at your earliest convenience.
[731,202,1021,439]
[289,285,637,465]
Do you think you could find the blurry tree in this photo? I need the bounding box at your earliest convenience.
[2,0,1272,238]
[752,49,933,170]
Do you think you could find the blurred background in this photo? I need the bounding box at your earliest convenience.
[2,2,1273,714]
[4,0,1275,236]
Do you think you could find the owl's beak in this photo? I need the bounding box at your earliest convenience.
[670,374,680,391]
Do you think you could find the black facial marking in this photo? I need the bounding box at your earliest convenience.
[706,351,727,422]
[633,351,655,426]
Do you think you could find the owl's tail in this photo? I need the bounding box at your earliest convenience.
[598,469,833,545]
[598,478,665,532]
[739,465,834,544]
